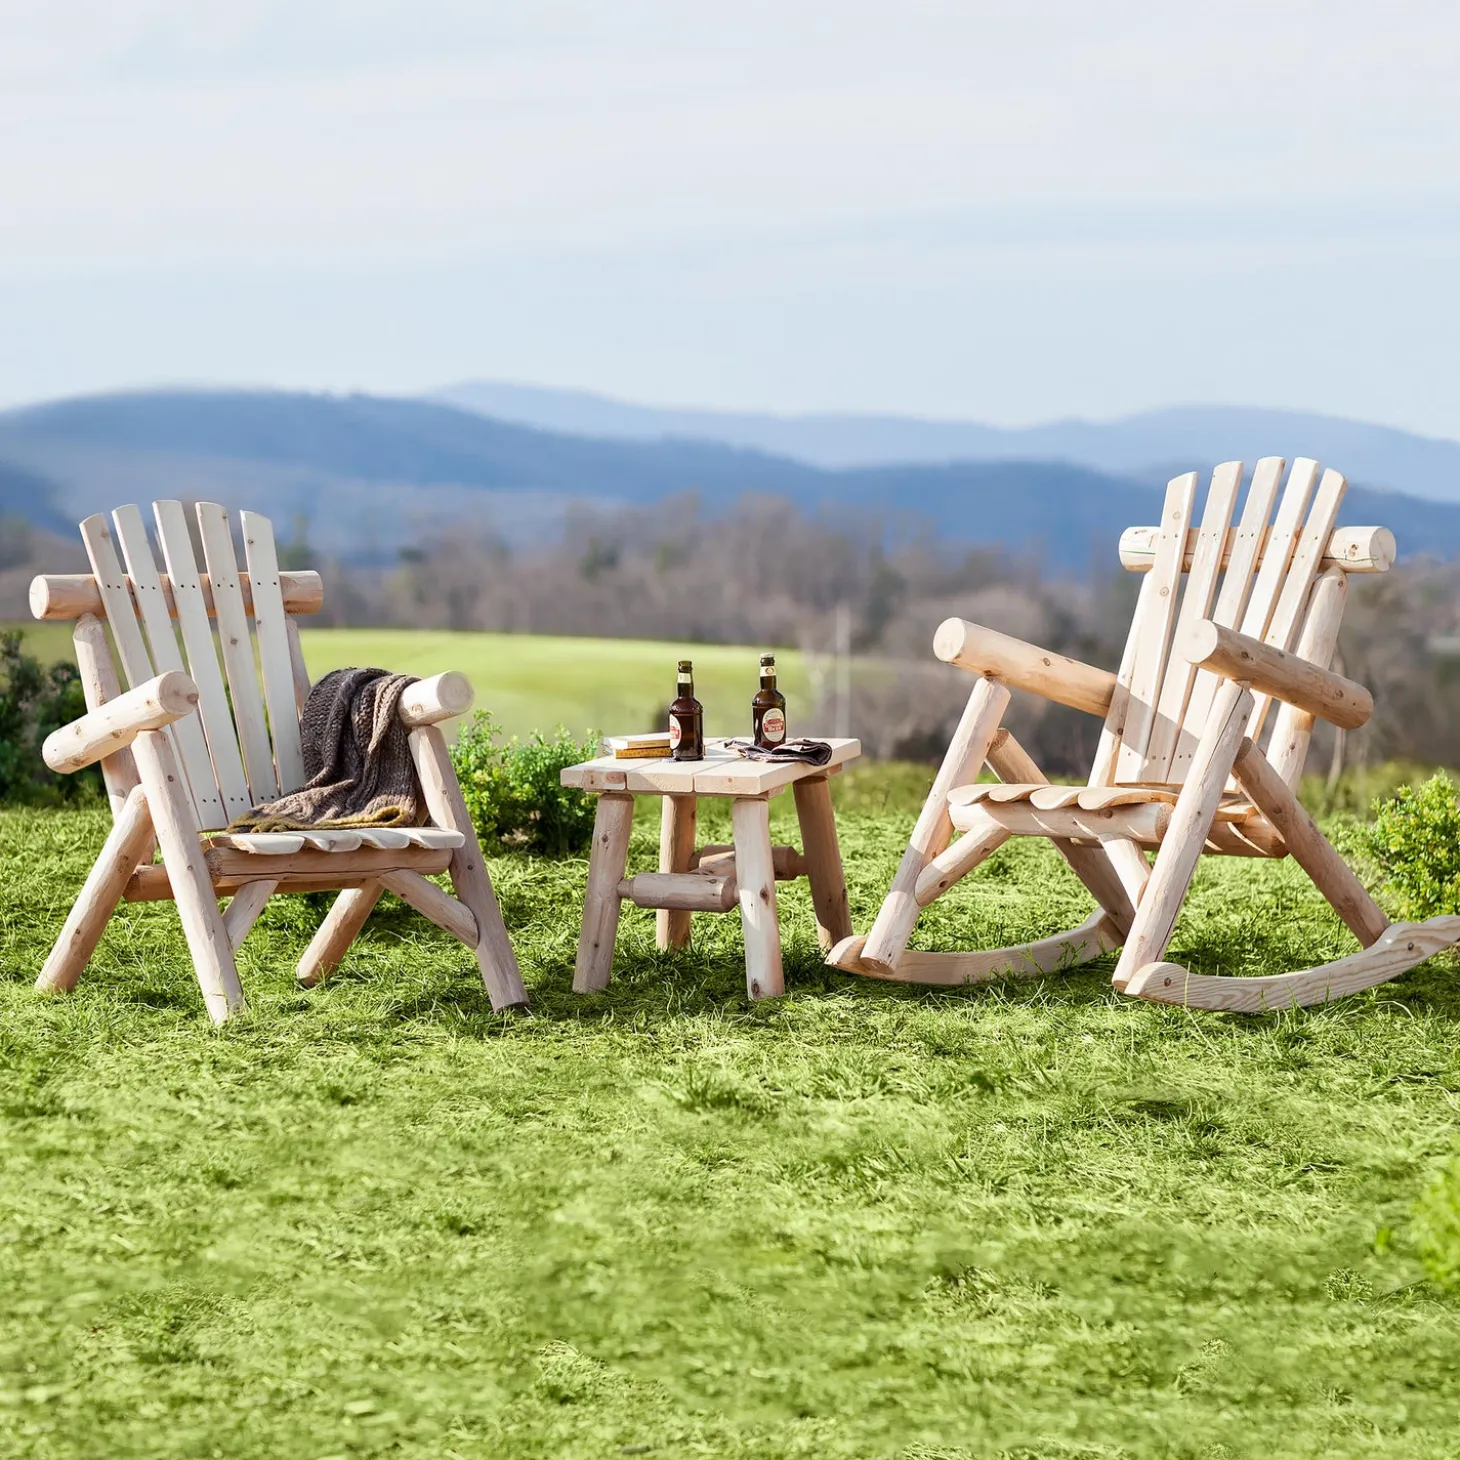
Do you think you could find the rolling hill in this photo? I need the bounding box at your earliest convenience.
[3,388,1459,572]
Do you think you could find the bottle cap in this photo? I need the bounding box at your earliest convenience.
[760,653,775,666]
[677,659,693,672]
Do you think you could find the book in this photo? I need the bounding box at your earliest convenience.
[604,733,673,760]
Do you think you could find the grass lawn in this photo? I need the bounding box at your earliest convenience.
[3,765,1460,1457]
[4,623,825,745]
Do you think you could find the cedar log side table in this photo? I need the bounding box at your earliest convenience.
[560,737,861,999]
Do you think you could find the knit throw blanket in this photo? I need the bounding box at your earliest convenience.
[227,667,423,832]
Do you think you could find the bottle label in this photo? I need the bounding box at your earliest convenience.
[668,715,683,748]
[761,708,786,743]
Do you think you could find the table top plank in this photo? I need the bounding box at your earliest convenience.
[561,737,861,796]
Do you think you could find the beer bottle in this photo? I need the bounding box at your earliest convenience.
[751,653,788,749]
[668,659,705,761]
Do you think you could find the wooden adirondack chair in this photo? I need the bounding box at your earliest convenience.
[29,500,527,1024]
[829,458,1460,1012]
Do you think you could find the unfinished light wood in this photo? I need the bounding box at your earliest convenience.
[297,884,384,987]
[409,725,528,1011]
[242,511,307,794]
[35,786,156,994]
[657,793,697,949]
[71,615,141,816]
[732,796,784,999]
[1124,918,1460,1011]
[196,503,278,802]
[30,569,324,622]
[378,870,480,946]
[690,844,806,880]
[1112,680,1253,990]
[1115,472,1198,780]
[1232,739,1388,946]
[222,880,278,952]
[284,616,313,715]
[932,619,1117,717]
[1118,523,1394,576]
[130,729,246,1023]
[620,871,738,913]
[205,842,452,880]
[398,671,474,728]
[954,798,1175,846]
[560,737,861,797]
[858,676,1011,973]
[1266,568,1347,786]
[1139,460,1244,782]
[1178,619,1372,729]
[830,911,1119,986]
[793,774,854,951]
[44,670,199,774]
[573,792,635,993]
[152,500,255,825]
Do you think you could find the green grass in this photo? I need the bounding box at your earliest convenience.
[4,624,822,745]
[4,768,1460,1457]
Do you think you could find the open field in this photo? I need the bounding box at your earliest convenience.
[3,767,1460,1457]
[4,624,824,744]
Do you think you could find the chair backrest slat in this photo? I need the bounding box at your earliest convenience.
[1113,472,1198,781]
[153,500,255,825]
[1263,566,1347,785]
[241,512,307,794]
[78,514,208,828]
[111,505,227,830]
[1138,461,1244,782]
[1168,457,1286,779]
[196,503,278,802]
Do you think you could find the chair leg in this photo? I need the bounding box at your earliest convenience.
[36,784,155,994]
[1111,680,1253,992]
[297,883,383,987]
[859,675,1011,973]
[732,796,783,999]
[656,794,697,950]
[223,880,278,952]
[409,726,529,1011]
[130,729,246,1024]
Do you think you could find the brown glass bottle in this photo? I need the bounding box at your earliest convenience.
[668,659,705,761]
[751,653,787,748]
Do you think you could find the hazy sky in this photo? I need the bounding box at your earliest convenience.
[4,1,1460,433]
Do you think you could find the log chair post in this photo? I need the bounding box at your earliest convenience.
[222,880,278,952]
[35,784,156,994]
[792,774,853,951]
[859,675,1011,973]
[573,792,635,993]
[409,725,528,1011]
[130,729,246,1024]
[297,884,384,987]
[657,793,698,950]
[731,795,783,999]
[72,613,141,819]
[1111,679,1254,991]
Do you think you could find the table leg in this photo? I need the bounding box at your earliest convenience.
[792,774,853,951]
[731,796,783,999]
[656,793,698,950]
[573,793,635,993]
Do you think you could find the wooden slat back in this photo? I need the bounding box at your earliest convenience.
[78,514,207,827]
[1111,473,1198,781]
[110,506,227,830]
[1137,461,1244,782]
[195,503,278,802]
[1167,457,1286,779]
[152,500,254,825]
[241,511,307,794]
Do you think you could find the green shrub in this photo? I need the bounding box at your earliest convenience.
[0,629,101,806]
[1414,1158,1460,1292]
[450,711,598,857]
[1362,772,1460,920]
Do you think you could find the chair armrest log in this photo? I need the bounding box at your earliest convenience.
[1177,619,1372,729]
[43,670,199,774]
[932,618,1116,717]
[398,671,474,727]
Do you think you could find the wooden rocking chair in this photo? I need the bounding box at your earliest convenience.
[30,501,527,1023]
[829,458,1460,1012]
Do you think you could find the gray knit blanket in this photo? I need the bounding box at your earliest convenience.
[228,667,423,831]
